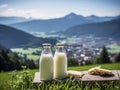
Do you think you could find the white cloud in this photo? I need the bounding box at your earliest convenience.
[0,4,41,18]
[0,4,8,8]
[0,7,39,18]
[0,4,61,19]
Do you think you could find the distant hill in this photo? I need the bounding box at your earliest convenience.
[0,44,8,50]
[113,15,120,20]
[64,19,120,39]
[86,15,114,22]
[10,13,115,33]
[0,24,57,48]
[0,16,31,25]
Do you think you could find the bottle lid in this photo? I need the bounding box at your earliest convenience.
[56,43,64,47]
[42,43,51,48]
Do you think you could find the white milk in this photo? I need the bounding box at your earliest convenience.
[54,52,68,79]
[40,54,53,80]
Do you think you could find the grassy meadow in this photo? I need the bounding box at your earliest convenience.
[0,62,120,90]
[11,47,42,60]
[107,45,120,54]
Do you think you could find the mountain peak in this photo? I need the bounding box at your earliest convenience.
[87,15,98,18]
[68,12,77,16]
[65,12,83,19]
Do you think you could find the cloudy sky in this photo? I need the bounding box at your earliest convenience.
[0,0,120,19]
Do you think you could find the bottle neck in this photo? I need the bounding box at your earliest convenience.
[43,47,52,54]
[56,47,66,53]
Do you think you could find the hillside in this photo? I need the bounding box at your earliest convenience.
[0,16,30,25]
[10,13,114,33]
[0,24,57,48]
[64,19,120,39]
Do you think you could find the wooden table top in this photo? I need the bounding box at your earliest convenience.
[33,70,120,84]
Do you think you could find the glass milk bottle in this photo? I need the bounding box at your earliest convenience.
[54,43,68,79]
[39,43,53,80]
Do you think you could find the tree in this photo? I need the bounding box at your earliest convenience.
[115,53,120,62]
[29,60,36,69]
[0,49,23,71]
[100,46,111,63]
[1,49,9,62]
[15,60,21,70]
[85,60,92,65]
[25,59,36,69]
[68,58,78,66]
[23,54,27,61]
[1,50,10,71]
[0,55,6,71]
[93,57,101,64]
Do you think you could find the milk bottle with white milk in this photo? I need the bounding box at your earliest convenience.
[54,43,68,79]
[39,44,53,80]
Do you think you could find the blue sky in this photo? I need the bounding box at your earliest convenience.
[0,0,120,19]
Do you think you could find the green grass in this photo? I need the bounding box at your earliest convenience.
[107,45,120,54]
[0,69,38,90]
[68,62,120,71]
[0,62,120,90]
[11,47,42,54]
[27,54,40,60]
[11,47,42,60]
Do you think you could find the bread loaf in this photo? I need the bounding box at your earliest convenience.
[68,70,84,78]
[88,66,113,75]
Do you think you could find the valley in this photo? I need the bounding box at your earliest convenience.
[10,35,120,63]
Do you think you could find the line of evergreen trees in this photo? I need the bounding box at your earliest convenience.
[0,49,36,72]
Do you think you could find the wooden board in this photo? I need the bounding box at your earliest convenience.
[33,72,71,84]
[33,70,120,84]
[81,70,120,81]
[33,72,41,84]
[117,70,120,80]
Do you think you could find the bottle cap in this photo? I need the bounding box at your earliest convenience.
[56,43,64,47]
[42,43,51,48]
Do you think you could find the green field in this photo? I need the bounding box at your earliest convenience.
[11,45,120,61]
[27,54,40,60]
[11,48,42,60]
[107,45,120,54]
[11,48,42,54]
[0,62,120,90]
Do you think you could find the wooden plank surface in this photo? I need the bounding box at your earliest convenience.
[117,70,120,80]
[33,70,120,84]
[33,72,71,83]
[33,72,41,84]
[81,70,119,81]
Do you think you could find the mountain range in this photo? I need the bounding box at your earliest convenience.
[9,13,116,33]
[64,18,120,39]
[0,24,57,48]
[0,12,120,48]
[0,16,31,25]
